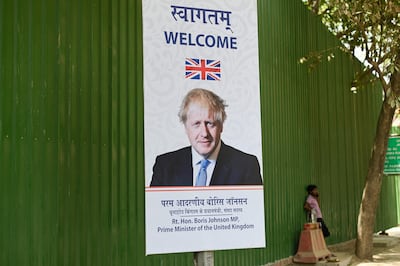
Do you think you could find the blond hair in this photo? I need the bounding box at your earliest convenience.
[178,88,227,124]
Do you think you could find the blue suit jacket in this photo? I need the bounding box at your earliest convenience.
[150,142,263,186]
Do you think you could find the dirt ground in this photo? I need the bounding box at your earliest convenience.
[350,227,400,266]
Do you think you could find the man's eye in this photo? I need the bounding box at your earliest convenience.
[207,122,215,127]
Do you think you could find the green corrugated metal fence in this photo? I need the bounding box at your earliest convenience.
[0,0,398,265]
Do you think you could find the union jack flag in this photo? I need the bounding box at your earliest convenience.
[185,58,221,81]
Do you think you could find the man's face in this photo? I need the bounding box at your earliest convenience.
[311,188,319,197]
[184,101,223,158]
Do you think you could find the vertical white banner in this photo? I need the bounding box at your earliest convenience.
[142,0,265,255]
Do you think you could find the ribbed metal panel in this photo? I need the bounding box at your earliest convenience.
[397,176,400,222]
[256,1,397,262]
[0,0,397,265]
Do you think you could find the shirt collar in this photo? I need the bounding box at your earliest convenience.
[191,140,221,165]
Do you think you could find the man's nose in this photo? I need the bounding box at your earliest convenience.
[199,123,210,136]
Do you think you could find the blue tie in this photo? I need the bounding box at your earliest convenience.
[195,159,210,186]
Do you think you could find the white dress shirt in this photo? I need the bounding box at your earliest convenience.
[191,141,221,186]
